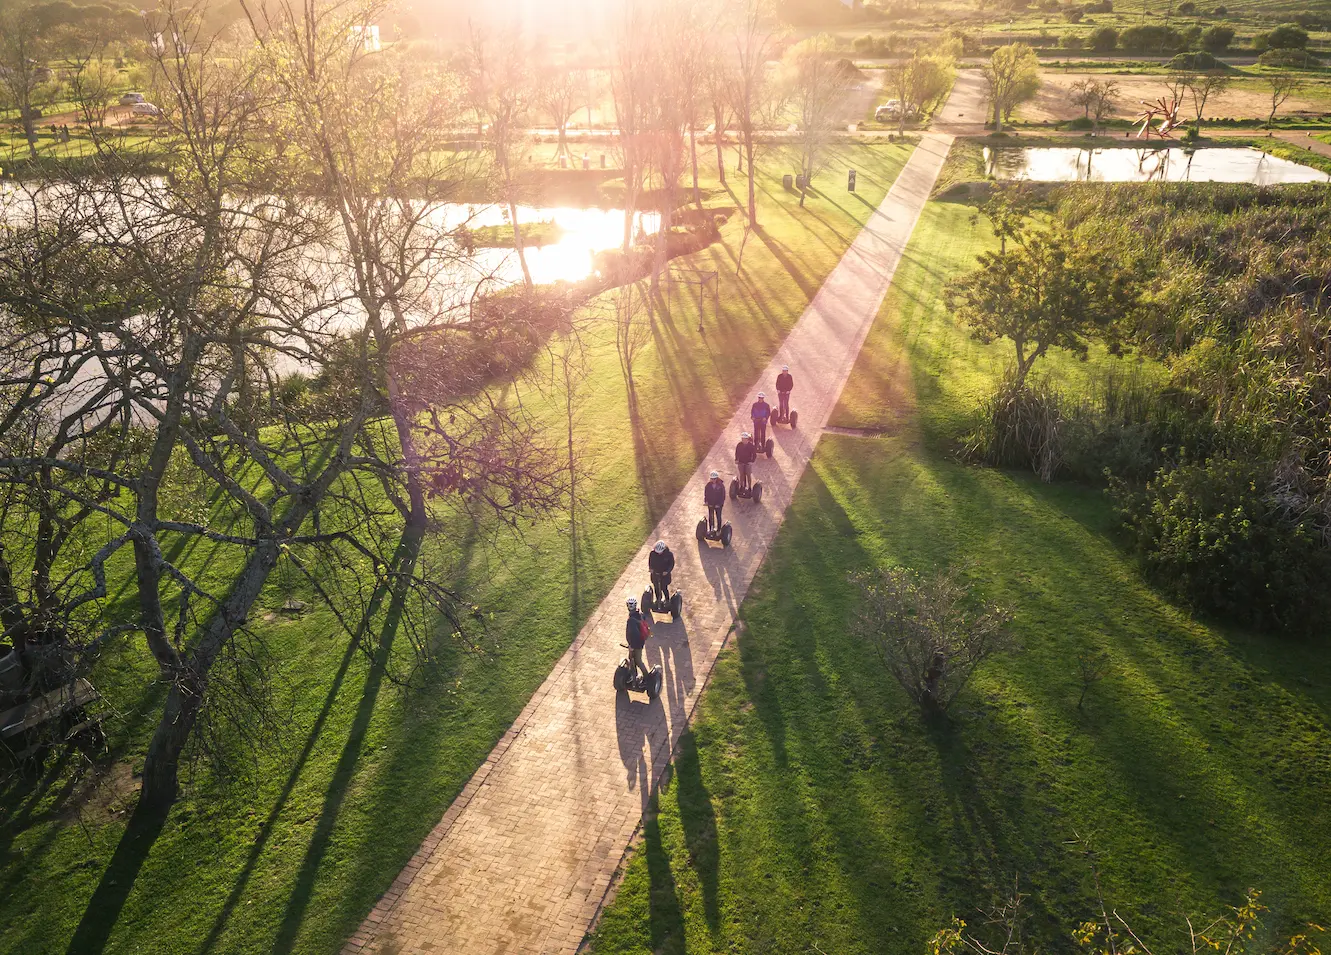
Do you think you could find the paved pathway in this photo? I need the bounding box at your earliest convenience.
[343,76,980,955]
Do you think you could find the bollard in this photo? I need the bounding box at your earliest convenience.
[583,153,590,169]
[783,173,793,190]
[848,168,857,192]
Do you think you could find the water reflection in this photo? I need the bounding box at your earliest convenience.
[984,146,1331,185]
[443,204,661,289]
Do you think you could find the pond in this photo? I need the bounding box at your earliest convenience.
[983,146,1331,185]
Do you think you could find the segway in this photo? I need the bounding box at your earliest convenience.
[773,403,798,430]
[614,648,664,699]
[641,578,683,621]
[696,515,733,547]
[729,474,763,504]
[752,420,775,458]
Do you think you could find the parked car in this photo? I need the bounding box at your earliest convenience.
[119,91,146,106]
[875,99,919,122]
[131,102,162,117]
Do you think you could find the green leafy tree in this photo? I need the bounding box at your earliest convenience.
[983,43,1039,133]
[947,226,1137,389]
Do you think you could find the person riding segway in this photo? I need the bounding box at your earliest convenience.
[643,540,682,620]
[774,365,797,428]
[697,469,733,546]
[751,392,774,457]
[730,432,763,503]
[615,596,663,698]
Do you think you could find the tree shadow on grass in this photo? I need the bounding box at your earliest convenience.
[640,796,686,954]
[670,730,719,933]
[268,532,424,953]
[752,225,817,301]
[64,790,171,955]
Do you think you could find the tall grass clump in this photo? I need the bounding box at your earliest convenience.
[980,183,1331,634]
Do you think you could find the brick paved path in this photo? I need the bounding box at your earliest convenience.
[343,78,978,955]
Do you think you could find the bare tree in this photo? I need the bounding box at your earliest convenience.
[851,566,1015,714]
[784,35,851,207]
[536,59,585,164]
[1265,69,1304,126]
[467,23,536,288]
[1069,77,1118,134]
[705,47,735,187]
[1181,69,1231,135]
[726,0,781,228]
[0,0,567,812]
[611,2,653,253]
[614,282,652,389]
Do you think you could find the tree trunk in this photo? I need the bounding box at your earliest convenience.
[139,543,281,809]
[745,136,757,227]
[507,195,533,288]
[711,102,727,186]
[688,123,701,207]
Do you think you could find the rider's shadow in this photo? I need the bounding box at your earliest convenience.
[615,684,660,812]
[695,539,741,616]
[650,620,695,730]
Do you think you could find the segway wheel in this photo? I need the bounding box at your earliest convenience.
[614,661,632,692]
[647,666,663,701]
[790,410,798,429]
[720,523,733,547]
[765,438,775,458]
[671,592,683,620]
[729,478,738,501]
[752,481,763,504]
[641,587,655,617]
[696,519,707,541]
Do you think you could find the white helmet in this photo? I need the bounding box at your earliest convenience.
[757,391,766,399]
[626,595,638,611]
[709,469,720,479]
[781,364,789,372]
[742,431,752,439]
[654,540,667,553]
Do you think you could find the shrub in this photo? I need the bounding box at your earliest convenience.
[1111,457,1331,634]
[1089,25,1118,51]
[1064,7,1083,22]
[1258,48,1319,67]
[1177,0,1195,11]
[1265,22,1309,49]
[1200,25,1234,51]
[851,566,1016,715]
[1168,50,1219,69]
[1119,24,1186,52]
[1061,33,1085,49]
[1084,0,1113,11]
[1066,115,1094,129]
[1212,4,1226,12]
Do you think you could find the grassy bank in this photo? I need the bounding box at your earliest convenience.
[0,141,913,955]
[590,197,1331,953]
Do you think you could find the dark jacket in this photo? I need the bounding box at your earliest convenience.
[776,371,794,393]
[704,478,726,506]
[750,399,771,422]
[735,440,757,464]
[648,547,675,575]
[626,610,648,649]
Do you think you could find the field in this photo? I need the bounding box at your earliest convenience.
[588,196,1331,953]
[0,142,913,955]
[1018,69,1331,124]
[840,0,1331,49]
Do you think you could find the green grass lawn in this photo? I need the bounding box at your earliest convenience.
[589,197,1331,953]
[0,141,913,955]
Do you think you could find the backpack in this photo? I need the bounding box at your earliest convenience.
[639,617,651,642]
